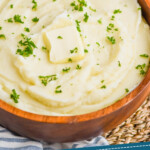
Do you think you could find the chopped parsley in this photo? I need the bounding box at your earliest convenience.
[111,15,115,21]
[140,54,149,58]
[83,12,89,22]
[32,17,39,22]
[24,27,30,32]
[125,88,129,93]
[55,85,62,94]
[138,8,141,11]
[10,89,20,103]
[10,4,13,9]
[57,36,63,39]
[68,58,73,62]
[113,9,122,14]
[70,0,87,12]
[84,49,88,53]
[39,74,57,86]
[118,61,121,67]
[101,80,105,83]
[75,20,81,32]
[0,34,6,39]
[6,18,13,23]
[16,34,37,57]
[70,47,78,54]
[107,36,116,44]
[0,27,2,30]
[62,67,71,73]
[42,46,47,51]
[107,23,118,32]
[136,64,147,75]
[76,64,82,70]
[14,15,24,24]
[96,42,100,47]
[32,0,37,10]
[97,19,102,24]
[89,6,96,12]
[101,85,106,89]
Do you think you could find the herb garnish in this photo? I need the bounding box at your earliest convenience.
[57,36,63,39]
[113,9,122,14]
[84,49,88,53]
[97,19,102,24]
[16,34,37,57]
[24,27,30,32]
[32,17,39,22]
[83,12,89,22]
[55,85,62,94]
[101,85,106,89]
[118,61,121,67]
[39,74,57,86]
[140,54,149,58]
[136,64,146,75]
[32,0,37,10]
[70,0,87,12]
[10,89,20,103]
[125,88,129,93]
[62,67,71,73]
[76,64,82,70]
[70,47,78,54]
[75,20,81,32]
[0,34,6,39]
[14,15,24,24]
[107,36,116,44]
[10,4,13,9]
[6,18,13,23]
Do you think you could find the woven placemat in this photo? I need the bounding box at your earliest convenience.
[104,96,150,145]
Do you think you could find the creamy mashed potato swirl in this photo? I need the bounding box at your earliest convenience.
[0,0,150,116]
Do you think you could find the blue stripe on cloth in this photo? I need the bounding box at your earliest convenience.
[0,146,42,150]
[0,138,33,142]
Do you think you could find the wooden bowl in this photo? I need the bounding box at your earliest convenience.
[0,0,150,143]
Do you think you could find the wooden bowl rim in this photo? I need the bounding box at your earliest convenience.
[0,1,150,124]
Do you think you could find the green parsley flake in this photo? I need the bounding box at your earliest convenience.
[118,61,121,67]
[70,0,87,12]
[89,6,96,12]
[101,85,106,89]
[97,19,102,24]
[16,34,37,57]
[70,47,78,54]
[111,15,115,21]
[113,9,122,14]
[0,34,6,39]
[136,64,147,75]
[57,36,63,39]
[96,42,100,46]
[55,85,62,94]
[39,74,57,86]
[6,18,13,23]
[83,12,89,22]
[68,58,73,62]
[107,36,116,44]
[125,88,129,93]
[24,27,30,32]
[10,4,13,9]
[10,89,20,103]
[75,20,81,32]
[76,64,82,70]
[62,67,71,73]
[14,15,24,24]
[32,0,37,10]
[32,17,39,22]
[84,49,88,53]
[140,54,149,58]
[0,27,2,30]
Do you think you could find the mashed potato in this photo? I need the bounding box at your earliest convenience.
[0,0,149,116]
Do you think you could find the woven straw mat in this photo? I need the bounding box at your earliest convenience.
[104,96,150,145]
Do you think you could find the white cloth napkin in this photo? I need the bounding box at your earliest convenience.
[0,126,108,149]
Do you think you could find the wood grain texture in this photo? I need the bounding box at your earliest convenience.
[0,0,149,143]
